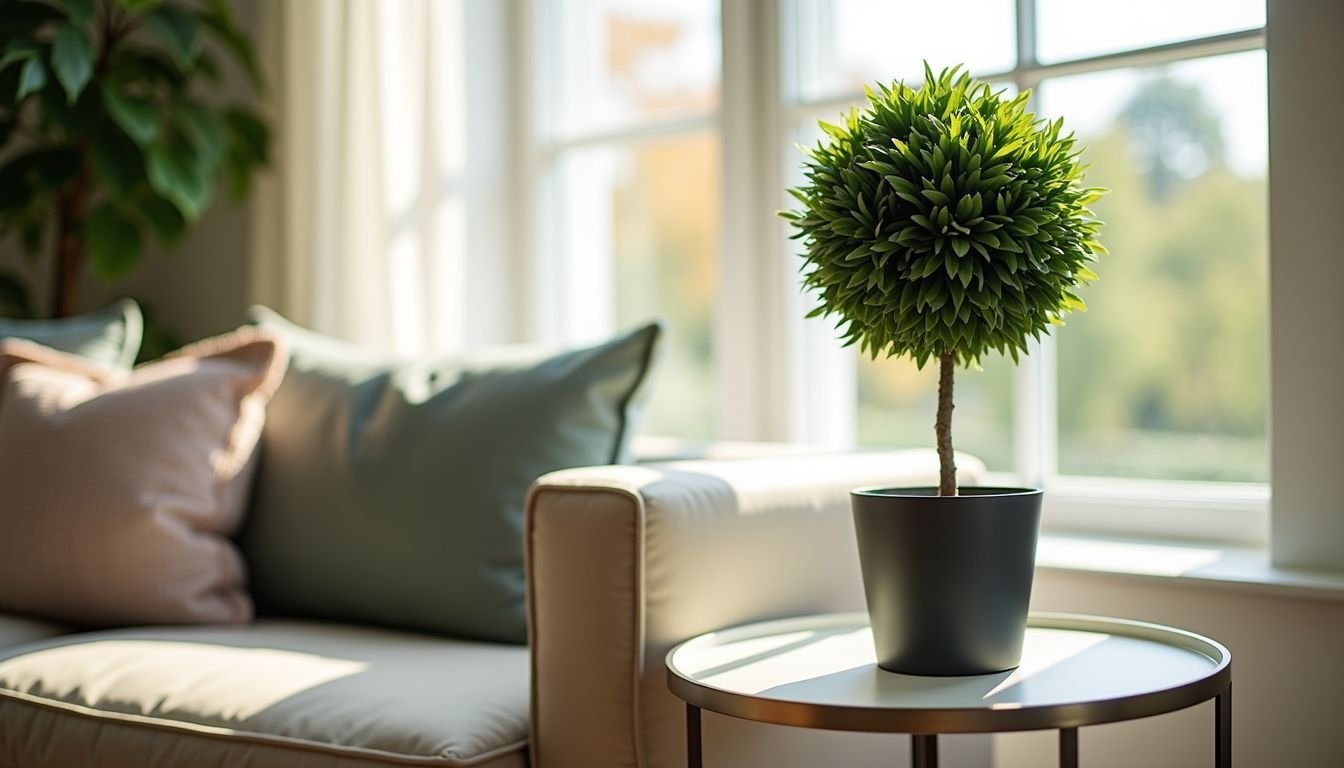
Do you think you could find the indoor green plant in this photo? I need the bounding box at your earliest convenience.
[781,64,1105,675]
[0,0,268,319]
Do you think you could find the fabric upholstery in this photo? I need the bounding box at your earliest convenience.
[0,620,528,767]
[0,614,67,652]
[0,299,142,369]
[241,307,662,643]
[0,330,287,627]
[524,450,985,768]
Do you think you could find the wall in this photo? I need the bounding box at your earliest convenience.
[1268,0,1344,569]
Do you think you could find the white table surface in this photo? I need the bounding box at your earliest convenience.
[668,612,1228,718]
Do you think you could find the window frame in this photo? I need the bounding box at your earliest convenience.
[519,0,1271,545]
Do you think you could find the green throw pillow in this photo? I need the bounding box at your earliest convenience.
[0,299,142,369]
[240,307,662,643]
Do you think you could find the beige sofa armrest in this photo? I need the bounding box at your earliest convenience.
[524,449,984,768]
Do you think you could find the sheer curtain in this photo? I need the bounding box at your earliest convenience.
[250,0,517,354]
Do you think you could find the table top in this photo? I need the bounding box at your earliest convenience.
[666,612,1231,734]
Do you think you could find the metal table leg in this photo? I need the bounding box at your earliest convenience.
[1059,727,1079,768]
[687,703,702,768]
[911,734,938,768]
[1216,684,1232,768]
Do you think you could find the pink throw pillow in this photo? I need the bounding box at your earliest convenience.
[0,328,287,627]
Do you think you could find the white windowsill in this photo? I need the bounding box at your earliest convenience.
[969,472,1336,601]
[982,470,1270,546]
[1035,533,1344,603]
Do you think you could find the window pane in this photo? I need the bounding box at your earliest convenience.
[792,0,1015,102]
[857,354,1015,472]
[555,134,719,440]
[1039,51,1268,482]
[542,0,719,136]
[1037,0,1264,64]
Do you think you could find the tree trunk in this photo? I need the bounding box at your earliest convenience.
[51,179,88,318]
[935,352,957,496]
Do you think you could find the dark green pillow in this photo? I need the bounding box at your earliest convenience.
[240,307,662,643]
[0,299,142,369]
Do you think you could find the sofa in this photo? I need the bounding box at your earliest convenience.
[0,303,983,768]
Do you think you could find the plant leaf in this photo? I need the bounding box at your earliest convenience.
[135,191,186,245]
[221,107,269,196]
[145,4,199,68]
[15,56,45,100]
[51,23,92,102]
[108,46,185,88]
[92,120,145,194]
[62,0,96,25]
[197,4,262,90]
[174,101,224,169]
[103,84,160,144]
[83,203,143,279]
[0,41,40,70]
[224,109,268,162]
[146,143,210,219]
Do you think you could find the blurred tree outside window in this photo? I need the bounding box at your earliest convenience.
[1043,53,1267,482]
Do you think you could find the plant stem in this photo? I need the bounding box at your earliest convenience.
[51,173,88,318]
[48,7,116,318]
[936,352,957,496]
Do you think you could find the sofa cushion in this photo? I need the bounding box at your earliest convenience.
[0,620,528,768]
[0,299,142,369]
[241,307,662,643]
[0,614,67,652]
[0,329,287,627]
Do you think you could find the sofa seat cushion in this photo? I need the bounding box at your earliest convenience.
[0,613,68,652]
[0,620,528,768]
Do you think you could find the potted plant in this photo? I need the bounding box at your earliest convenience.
[0,0,269,319]
[781,64,1105,675]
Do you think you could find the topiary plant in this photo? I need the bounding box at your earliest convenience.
[0,0,268,318]
[781,64,1105,496]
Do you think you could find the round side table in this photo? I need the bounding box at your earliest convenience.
[666,612,1231,768]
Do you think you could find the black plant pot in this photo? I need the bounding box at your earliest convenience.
[851,487,1043,676]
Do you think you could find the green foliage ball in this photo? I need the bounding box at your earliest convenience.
[782,65,1105,368]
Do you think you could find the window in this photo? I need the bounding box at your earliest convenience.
[529,0,1269,539]
[1042,52,1267,483]
[533,0,721,440]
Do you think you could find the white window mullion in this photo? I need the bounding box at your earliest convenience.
[1014,337,1057,488]
[772,0,857,447]
[1010,0,1054,486]
[718,0,787,441]
[516,0,553,345]
[1014,0,1038,71]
